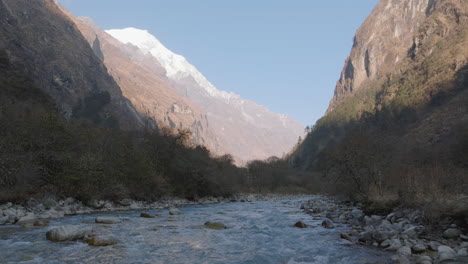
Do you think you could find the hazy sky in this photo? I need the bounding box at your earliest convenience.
[58,0,379,126]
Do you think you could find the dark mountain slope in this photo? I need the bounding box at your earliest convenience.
[0,0,142,129]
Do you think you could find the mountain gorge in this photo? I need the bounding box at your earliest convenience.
[291,0,467,203]
[104,27,304,163]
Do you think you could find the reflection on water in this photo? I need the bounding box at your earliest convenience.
[0,197,392,264]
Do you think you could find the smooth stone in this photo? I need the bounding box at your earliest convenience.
[396,255,410,264]
[460,242,468,248]
[397,246,412,256]
[293,221,307,228]
[417,255,432,263]
[428,241,441,251]
[412,243,427,253]
[340,232,352,241]
[16,213,36,224]
[373,230,396,243]
[460,234,468,241]
[385,238,403,251]
[443,228,462,239]
[204,222,227,229]
[140,213,155,218]
[438,245,456,254]
[458,248,468,256]
[46,225,93,242]
[321,219,334,229]
[169,208,182,215]
[95,217,121,224]
[402,226,423,238]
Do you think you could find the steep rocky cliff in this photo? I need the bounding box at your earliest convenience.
[0,0,143,129]
[292,0,467,169]
[327,0,466,113]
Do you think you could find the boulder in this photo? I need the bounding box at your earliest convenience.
[460,242,468,248]
[43,198,58,210]
[443,228,462,239]
[373,230,396,243]
[118,199,133,206]
[397,246,412,256]
[384,238,403,251]
[438,245,457,261]
[293,221,307,228]
[321,219,334,229]
[428,241,441,251]
[169,208,182,215]
[396,255,410,264]
[412,243,427,253]
[0,214,10,225]
[17,213,36,225]
[416,255,432,264]
[140,212,155,218]
[87,200,105,209]
[95,217,121,224]
[46,225,93,242]
[401,225,423,238]
[458,248,468,256]
[204,222,227,229]
[340,232,352,242]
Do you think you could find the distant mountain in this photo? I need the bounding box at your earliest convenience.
[104,28,305,163]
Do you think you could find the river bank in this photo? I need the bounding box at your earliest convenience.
[0,194,273,226]
[300,196,468,264]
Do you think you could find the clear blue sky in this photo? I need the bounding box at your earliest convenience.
[59,0,379,126]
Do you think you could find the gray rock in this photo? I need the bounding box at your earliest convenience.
[87,200,104,209]
[365,215,382,226]
[0,215,8,225]
[46,225,93,242]
[438,245,456,254]
[169,208,182,215]
[118,199,132,206]
[412,243,427,253]
[402,225,424,238]
[438,252,456,262]
[417,255,432,264]
[397,246,412,256]
[428,241,441,251]
[43,199,58,210]
[460,234,468,241]
[16,212,36,224]
[373,230,396,243]
[350,209,364,219]
[396,255,411,264]
[460,242,468,248]
[95,217,121,224]
[340,232,352,241]
[457,248,468,256]
[321,219,334,229]
[385,238,403,251]
[443,228,462,239]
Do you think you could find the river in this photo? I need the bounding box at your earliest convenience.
[0,197,392,264]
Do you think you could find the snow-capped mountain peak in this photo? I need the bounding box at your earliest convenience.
[106,27,237,101]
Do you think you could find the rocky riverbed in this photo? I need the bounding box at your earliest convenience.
[300,196,468,264]
[0,195,393,264]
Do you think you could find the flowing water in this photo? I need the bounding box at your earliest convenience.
[0,197,392,264]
